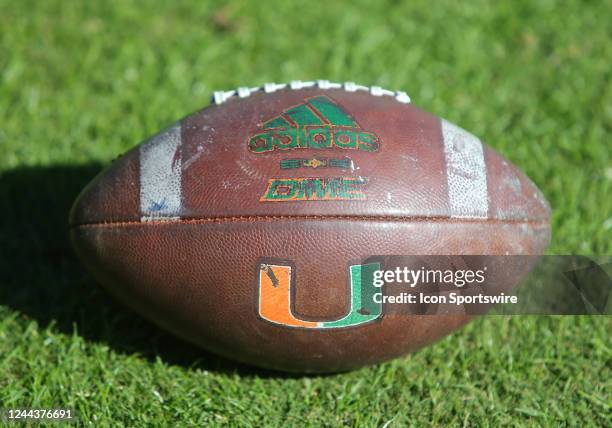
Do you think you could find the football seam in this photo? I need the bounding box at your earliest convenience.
[70,215,550,229]
[212,80,411,105]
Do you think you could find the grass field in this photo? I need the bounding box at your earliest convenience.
[1,0,610,426]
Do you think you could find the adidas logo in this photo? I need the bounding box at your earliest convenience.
[248,96,380,153]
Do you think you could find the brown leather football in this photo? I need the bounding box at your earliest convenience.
[70,81,551,372]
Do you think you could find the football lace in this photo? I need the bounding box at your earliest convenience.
[212,80,411,105]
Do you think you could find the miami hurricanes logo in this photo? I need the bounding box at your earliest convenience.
[248,96,380,153]
[258,262,382,329]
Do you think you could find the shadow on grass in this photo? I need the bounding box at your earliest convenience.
[0,164,305,379]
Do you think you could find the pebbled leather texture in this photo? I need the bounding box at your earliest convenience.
[70,88,551,372]
[70,89,550,224]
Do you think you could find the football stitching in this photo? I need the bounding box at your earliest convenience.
[71,215,550,229]
[212,80,412,105]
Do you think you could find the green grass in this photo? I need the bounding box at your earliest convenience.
[1,0,610,426]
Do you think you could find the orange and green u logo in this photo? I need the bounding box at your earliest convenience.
[258,262,382,328]
[248,95,380,154]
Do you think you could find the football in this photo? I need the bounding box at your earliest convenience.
[70,80,551,372]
